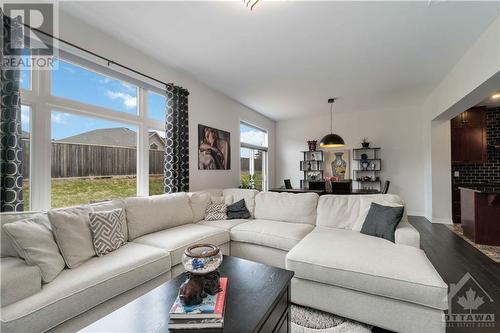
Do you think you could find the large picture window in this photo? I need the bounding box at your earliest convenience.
[19,53,167,210]
[240,122,268,191]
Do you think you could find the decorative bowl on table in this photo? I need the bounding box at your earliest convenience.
[182,243,223,275]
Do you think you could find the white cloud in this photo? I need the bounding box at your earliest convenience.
[51,112,68,124]
[105,90,137,110]
[120,82,136,93]
[241,130,266,146]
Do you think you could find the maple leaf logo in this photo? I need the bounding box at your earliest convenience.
[457,288,484,313]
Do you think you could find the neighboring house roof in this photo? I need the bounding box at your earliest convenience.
[57,127,165,149]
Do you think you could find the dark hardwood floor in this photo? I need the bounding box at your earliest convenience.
[408,216,500,333]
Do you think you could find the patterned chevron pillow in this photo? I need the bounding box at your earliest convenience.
[89,209,126,256]
[205,202,228,221]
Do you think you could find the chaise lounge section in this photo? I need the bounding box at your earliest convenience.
[0,189,448,333]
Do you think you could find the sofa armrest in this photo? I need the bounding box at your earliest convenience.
[395,220,420,248]
[1,257,41,307]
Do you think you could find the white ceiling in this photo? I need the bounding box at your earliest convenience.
[60,1,500,120]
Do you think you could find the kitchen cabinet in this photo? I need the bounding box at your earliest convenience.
[451,107,487,164]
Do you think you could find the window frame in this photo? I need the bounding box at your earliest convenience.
[20,50,167,210]
[239,121,268,191]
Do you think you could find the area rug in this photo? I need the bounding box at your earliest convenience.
[291,304,372,333]
[447,224,500,263]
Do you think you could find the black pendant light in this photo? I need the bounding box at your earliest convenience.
[320,98,345,148]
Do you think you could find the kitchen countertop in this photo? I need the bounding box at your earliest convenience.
[458,184,500,194]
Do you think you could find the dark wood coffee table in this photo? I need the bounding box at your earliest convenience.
[80,256,294,333]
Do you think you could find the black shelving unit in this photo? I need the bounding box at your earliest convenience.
[352,147,381,191]
[300,150,324,189]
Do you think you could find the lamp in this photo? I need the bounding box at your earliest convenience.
[320,98,345,148]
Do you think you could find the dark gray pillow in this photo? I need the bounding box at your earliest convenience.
[360,203,404,242]
[226,199,251,219]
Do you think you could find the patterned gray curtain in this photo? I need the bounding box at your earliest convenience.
[164,84,189,193]
[0,12,24,212]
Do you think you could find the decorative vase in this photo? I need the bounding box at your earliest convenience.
[331,152,347,180]
[362,142,370,148]
[307,140,317,151]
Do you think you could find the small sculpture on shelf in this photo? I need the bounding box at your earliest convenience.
[178,244,223,306]
[307,140,318,151]
[361,138,370,148]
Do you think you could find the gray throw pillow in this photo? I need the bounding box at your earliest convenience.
[89,209,127,256]
[227,199,251,219]
[360,202,404,242]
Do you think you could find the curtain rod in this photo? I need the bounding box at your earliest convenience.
[23,23,179,90]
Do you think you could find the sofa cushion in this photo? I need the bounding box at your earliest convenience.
[360,202,404,242]
[89,199,128,240]
[133,224,229,265]
[0,243,170,333]
[1,211,45,258]
[227,199,251,219]
[223,189,258,218]
[125,193,193,240]
[205,202,227,221]
[353,195,407,231]
[0,257,41,307]
[230,219,315,251]
[89,209,127,256]
[48,206,95,269]
[3,215,65,283]
[188,192,211,223]
[286,228,448,310]
[198,219,249,231]
[316,194,405,230]
[254,192,318,225]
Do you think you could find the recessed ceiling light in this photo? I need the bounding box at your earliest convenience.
[492,93,500,99]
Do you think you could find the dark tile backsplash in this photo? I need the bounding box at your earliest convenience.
[452,107,500,184]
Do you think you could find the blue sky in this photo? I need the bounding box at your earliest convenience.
[21,59,166,139]
[21,59,268,147]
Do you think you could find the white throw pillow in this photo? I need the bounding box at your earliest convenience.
[353,197,404,231]
[3,215,65,283]
[48,206,96,268]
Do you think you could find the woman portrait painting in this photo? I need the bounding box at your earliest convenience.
[198,125,230,170]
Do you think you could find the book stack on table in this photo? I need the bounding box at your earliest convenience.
[168,277,228,330]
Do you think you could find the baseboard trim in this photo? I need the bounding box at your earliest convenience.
[407,210,425,217]
[431,217,453,224]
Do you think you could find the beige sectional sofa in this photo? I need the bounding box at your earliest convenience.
[0,189,448,333]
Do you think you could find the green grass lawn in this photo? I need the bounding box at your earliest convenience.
[23,176,165,210]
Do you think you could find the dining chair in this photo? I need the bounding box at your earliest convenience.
[382,180,390,194]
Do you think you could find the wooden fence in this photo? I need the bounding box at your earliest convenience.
[21,140,164,179]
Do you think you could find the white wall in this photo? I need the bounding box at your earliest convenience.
[275,105,426,216]
[423,16,500,222]
[57,11,276,191]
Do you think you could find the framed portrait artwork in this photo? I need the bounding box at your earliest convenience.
[198,124,231,170]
